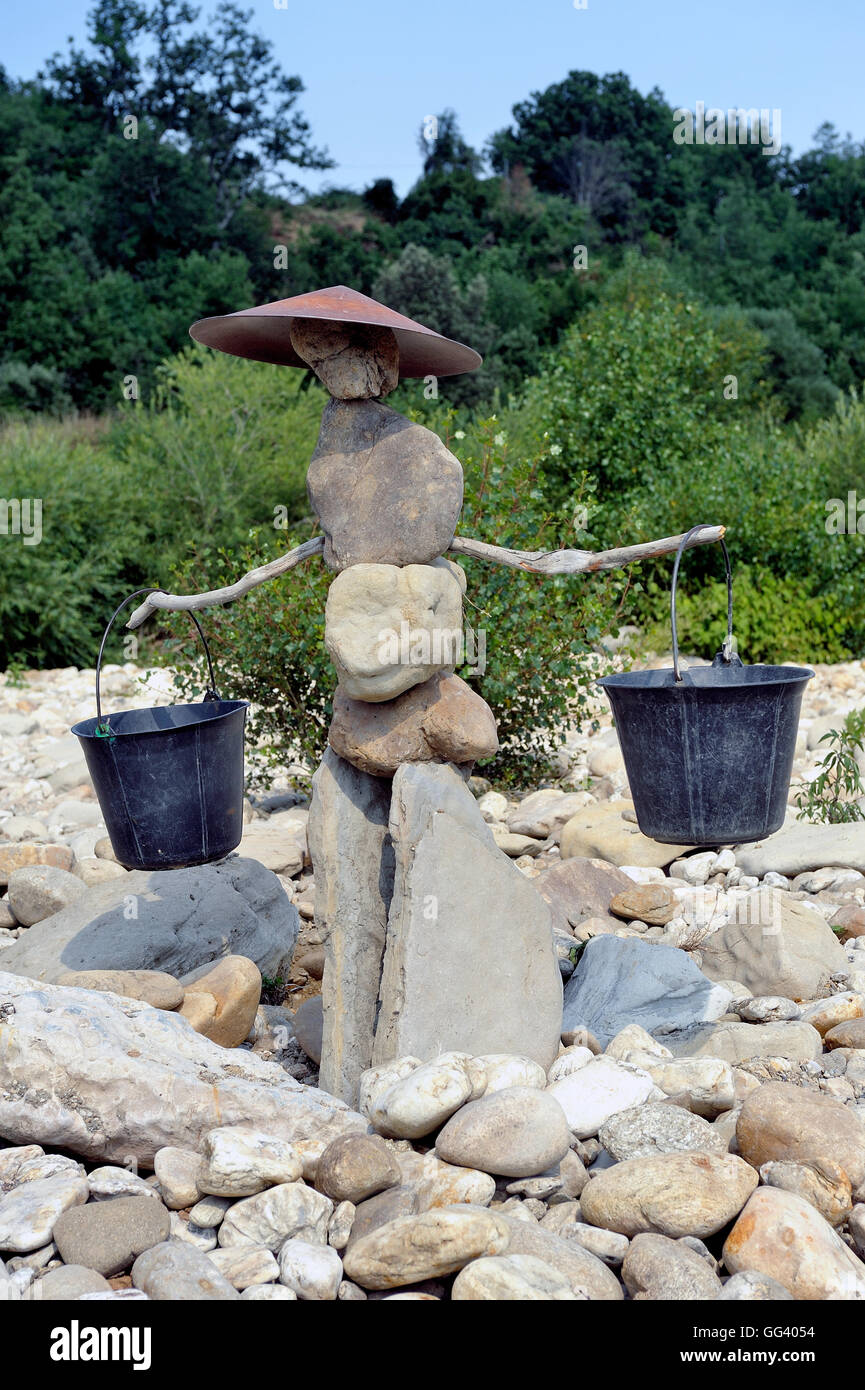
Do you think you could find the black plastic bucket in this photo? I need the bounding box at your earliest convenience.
[72,589,249,871]
[598,527,814,845]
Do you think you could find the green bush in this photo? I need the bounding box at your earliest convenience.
[642,563,849,665]
[0,348,323,668]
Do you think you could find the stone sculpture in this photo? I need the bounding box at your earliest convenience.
[127,285,723,1105]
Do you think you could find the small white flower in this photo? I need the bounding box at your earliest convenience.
[454,429,466,439]
[494,432,506,447]
[549,444,562,456]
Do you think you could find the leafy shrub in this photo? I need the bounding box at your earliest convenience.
[641,563,849,665]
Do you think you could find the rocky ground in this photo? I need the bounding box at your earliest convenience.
[2,660,865,1300]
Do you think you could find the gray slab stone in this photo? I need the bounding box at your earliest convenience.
[562,936,733,1048]
[735,823,865,877]
[309,748,394,1106]
[0,857,298,983]
[372,763,562,1069]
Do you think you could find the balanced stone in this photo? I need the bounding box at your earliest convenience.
[309,747,394,1106]
[372,763,562,1070]
[289,318,399,400]
[324,561,463,702]
[307,398,463,570]
[329,672,498,777]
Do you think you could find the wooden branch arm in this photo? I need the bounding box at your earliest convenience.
[448,525,725,574]
[124,525,725,631]
[125,536,325,629]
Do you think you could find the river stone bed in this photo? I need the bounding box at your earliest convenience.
[2,660,865,1300]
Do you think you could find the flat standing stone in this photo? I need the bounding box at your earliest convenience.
[372,763,562,1071]
[309,748,393,1105]
[307,398,463,570]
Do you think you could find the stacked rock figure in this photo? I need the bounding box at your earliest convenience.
[190,287,563,1105]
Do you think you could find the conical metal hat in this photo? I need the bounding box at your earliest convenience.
[189,284,482,378]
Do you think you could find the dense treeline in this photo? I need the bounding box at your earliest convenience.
[1,0,864,418]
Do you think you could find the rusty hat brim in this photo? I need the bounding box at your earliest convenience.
[189,284,482,378]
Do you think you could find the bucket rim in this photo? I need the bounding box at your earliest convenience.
[71,698,249,740]
[597,663,815,690]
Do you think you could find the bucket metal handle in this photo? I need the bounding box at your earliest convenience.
[671,525,734,683]
[94,588,220,731]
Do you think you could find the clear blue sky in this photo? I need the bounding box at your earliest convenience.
[5,0,864,197]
